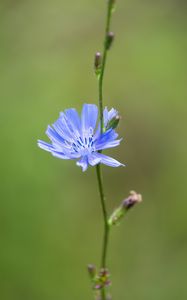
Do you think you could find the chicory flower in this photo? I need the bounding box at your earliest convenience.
[38,104,123,171]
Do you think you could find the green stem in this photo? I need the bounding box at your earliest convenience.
[96,164,109,269]
[99,0,113,133]
[101,287,107,300]
[95,2,114,300]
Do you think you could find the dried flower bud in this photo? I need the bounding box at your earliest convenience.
[88,264,96,279]
[106,32,115,50]
[94,52,102,77]
[108,191,142,226]
[123,191,142,210]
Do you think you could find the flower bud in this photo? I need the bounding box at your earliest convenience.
[106,32,115,50]
[122,191,142,210]
[94,52,102,77]
[108,191,142,226]
[87,264,96,280]
[94,268,111,290]
[106,115,120,130]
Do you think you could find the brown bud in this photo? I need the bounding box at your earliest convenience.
[87,264,96,279]
[123,191,142,210]
[108,191,142,226]
[106,32,115,50]
[94,52,102,70]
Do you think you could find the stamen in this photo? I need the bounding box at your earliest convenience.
[71,133,95,155]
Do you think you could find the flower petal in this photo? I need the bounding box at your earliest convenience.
[108,108,118,122]
[51,151,71,160]
[94,128,118,145]
[53,114,74,143]
[46,126,70,151]
[95,139,122,151]
[38,140,71,159]
[64,108,81,136]
[76,156,89,172]
[37,140,55,152]
[104,107,118,127]
[88,153,102,166]
[94,153,124,167]
[81,104,98,134]
[93,123,101,141]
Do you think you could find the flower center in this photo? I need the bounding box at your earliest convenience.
[71,128,95,155]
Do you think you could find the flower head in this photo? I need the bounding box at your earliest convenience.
[38,104,124,171]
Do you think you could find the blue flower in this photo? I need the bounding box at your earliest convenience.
[38,104,124,171]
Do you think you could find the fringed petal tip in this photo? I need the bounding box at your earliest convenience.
[76,156,89,172]
[76,153,125,172]
[94,153,124,168]
[37,140,54,152]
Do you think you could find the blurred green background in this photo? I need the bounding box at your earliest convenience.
[0,0,187,299]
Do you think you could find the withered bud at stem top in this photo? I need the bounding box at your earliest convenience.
[122,191,142,210]
[106,32,115,50]
[94,52,102,77]
[108,191,142,226]
[87,264,96,279]
[94,52,102,70]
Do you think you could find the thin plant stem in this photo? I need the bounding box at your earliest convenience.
[101,287,107,300]
[96,164,109,269]
[98,0,113,132]
[95,1,114,299]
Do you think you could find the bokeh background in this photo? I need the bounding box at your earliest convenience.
[1,0,187,299]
